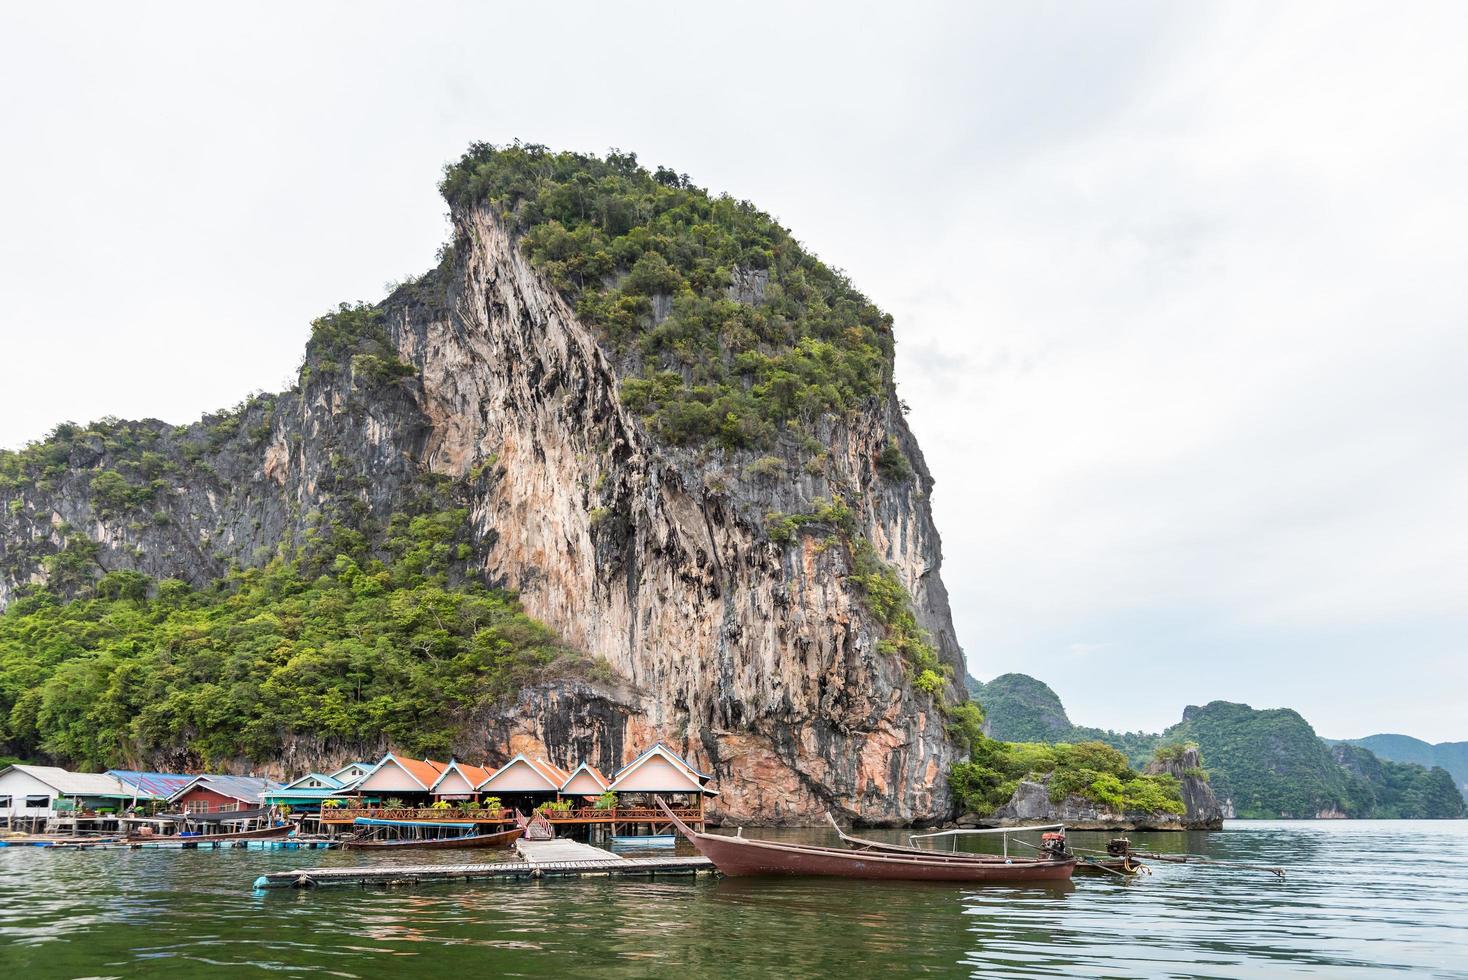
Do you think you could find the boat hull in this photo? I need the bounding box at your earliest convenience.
[134,825,293,844]
[341,827,524,850]
[693,834,1075,880]
[658,803,1074,882]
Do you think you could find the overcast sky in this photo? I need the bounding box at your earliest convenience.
[2,2,1463,742]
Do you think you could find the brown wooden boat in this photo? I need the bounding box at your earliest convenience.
[658,801,1075,882]
[341,826,524,850]
[827,809,1080,862]
[143,824,294,844]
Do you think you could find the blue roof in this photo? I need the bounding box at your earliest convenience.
[107,770,196,800]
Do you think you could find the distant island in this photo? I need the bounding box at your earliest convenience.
[967,673,1465,820]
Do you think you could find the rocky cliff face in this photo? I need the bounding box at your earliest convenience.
[0,189,965,824]
[1143,745,1223,829]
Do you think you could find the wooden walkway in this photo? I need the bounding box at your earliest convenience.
[252,847,714,890]
[514,838,617,863]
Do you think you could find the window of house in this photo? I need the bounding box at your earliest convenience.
[0,796,11,807]
[25,795,50,809]
[186,800,210,814]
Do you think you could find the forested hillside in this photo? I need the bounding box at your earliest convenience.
[1334,734,1468,796]
[968,673,1464,819]
[0,510,594,770]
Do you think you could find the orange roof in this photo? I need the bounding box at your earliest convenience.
[527,756,570,785]
[389,754,446,790]
[456,762,494,786]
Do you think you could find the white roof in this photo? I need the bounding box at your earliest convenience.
[2,765,131,796]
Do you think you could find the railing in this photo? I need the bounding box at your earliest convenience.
[318,806,701,823]
[321,808,514,823]
[541,807,700,822]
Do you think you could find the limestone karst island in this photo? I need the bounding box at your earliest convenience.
[3,140,1465,977]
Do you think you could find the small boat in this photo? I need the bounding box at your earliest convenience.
[610,834,675,847]
[341,818,523,850]
[148,824,294,844]
[657,801,1075,882]
[341,828,523,850]
[824,812,1096,867]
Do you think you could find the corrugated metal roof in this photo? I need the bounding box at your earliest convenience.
[169,774,282,804]
[107,770,196,800]
[5,765,132,796]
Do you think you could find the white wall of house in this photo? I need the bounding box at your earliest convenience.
[481,759,556,793]
[432,770,475,796]
[611,755,700,793]
[562,771,608,795]
[0,769,59,820]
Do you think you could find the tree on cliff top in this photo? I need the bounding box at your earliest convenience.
[439,142,898,455]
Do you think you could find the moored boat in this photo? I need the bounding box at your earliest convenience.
[137,824,293,844]
[657,801,1075,882]
[340,818,523,850]
[824,812,1107,868]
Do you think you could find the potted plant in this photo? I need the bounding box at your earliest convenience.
[594,791,618,811]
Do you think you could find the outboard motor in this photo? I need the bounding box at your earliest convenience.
[1106,837,1132,858]
[1040,830,1070,858]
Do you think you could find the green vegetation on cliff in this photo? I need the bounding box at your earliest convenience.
[1336,734,1468,796]
[440,142,897,453]
[968,672,1168,766]
[949,737,1185,818]
[0,511,592,770]
[1329,743,1464,819]
[967,672,1466,819]
[1168,702,1464,819]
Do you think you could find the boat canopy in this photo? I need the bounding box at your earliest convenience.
[353,817,477,829]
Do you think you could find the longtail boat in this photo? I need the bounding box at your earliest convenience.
[145,824,294,844]
[341,818,522,850]
[823,811,1124,869]
[657,801,1075,882]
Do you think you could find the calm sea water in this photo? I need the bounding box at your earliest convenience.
[2,820,1465,979]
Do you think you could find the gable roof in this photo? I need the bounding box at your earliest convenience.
[329,762,372,781]
[1,765,132,797]
[360,753,447,791]
[106,770,196,800]
[167,774,281,805]
[430,760,494,793]
[607,743,716,794]
[281,773,345,791]
[559,761,610,793]
[476,753,568,792]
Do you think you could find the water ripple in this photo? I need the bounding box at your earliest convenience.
[2,821,1466,978]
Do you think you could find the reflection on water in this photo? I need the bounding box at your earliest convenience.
[2,821,1466,978]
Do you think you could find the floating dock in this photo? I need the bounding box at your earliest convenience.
[252,837,713,890]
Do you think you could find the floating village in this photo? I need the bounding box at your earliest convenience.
[0,744,1284,888]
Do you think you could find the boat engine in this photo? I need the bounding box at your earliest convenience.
[1040,831,1069,858]
[1106,837,1132,858]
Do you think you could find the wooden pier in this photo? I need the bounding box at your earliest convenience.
[251,838,714,890]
